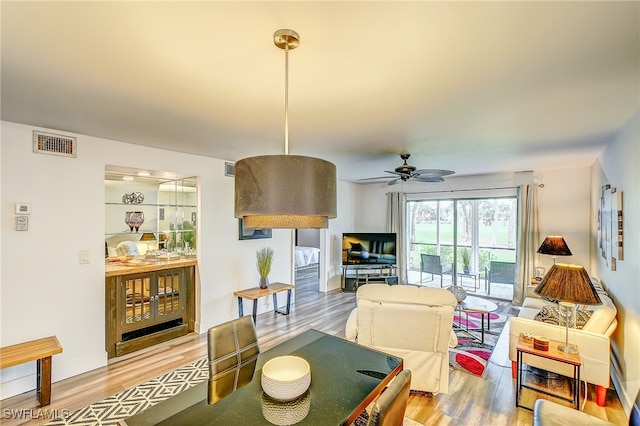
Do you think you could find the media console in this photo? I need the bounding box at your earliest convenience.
[341,264,398,292]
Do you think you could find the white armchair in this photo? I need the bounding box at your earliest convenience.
[345,284,458,394]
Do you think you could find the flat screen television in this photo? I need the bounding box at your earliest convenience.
[342,233,397,265]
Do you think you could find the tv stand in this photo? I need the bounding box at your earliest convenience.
[342,264,398,292]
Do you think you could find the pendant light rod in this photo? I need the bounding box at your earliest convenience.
[284,43,289,155]
[274,29,299,156]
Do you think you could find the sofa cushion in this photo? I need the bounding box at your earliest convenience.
[357,283,457,306]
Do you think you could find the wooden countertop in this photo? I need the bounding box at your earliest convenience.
[105,257,197,277]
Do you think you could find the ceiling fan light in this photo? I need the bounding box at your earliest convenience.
[235,154,337,229]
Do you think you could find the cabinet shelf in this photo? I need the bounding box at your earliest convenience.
[105,202,197,208]
[106,230,194,237]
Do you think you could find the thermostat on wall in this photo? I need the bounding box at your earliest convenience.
[16,216,29,231]
[15,203,31,214]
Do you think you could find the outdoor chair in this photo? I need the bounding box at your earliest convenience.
[485,261,516,296]
[420,254,452,287]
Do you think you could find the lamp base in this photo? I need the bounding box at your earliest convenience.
[557,343,578,354]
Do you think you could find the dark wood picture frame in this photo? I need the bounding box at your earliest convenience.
[238,219,272,240]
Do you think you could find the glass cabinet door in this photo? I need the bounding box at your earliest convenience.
[122,275,153,331]
[156,269,183,320]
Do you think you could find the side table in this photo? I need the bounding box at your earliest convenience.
[516,336,581,411]
[233,282,294,323]
[457,271,480,291]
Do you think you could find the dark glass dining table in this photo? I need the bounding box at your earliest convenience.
[124,329,403,425]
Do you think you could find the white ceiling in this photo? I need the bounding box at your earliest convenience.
[2,1,638,182]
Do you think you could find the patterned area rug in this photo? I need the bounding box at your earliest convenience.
[44,359,209,426]
[449,309,509,377]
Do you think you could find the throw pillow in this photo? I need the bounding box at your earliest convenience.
[533,305,593,329]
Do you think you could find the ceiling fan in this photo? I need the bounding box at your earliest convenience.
[361,153,455,185]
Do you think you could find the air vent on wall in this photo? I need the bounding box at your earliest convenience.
[33,131,76,158]
[225,162,235,177]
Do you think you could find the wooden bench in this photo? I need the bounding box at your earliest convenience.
[0,336,63,406]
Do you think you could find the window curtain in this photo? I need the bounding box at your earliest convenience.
[386,192,407,284]
[514,184,539,305]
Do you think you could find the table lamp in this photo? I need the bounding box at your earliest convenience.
[533,263,602,354]
[537,236,572,264]
[140,232,156,253]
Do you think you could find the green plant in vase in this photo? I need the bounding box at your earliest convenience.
[256,247,274,289]
[461,248,471,274]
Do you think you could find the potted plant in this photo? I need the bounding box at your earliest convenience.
[256,247,274,289]
[460,248,471,274]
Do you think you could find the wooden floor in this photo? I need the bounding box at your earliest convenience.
[1,275,627,425]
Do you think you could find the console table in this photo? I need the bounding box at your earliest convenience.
[234,282,294,323]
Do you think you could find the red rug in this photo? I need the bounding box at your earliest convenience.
[449,311,507,376]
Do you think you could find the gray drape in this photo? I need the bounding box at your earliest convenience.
[386,192,407,284]
[514,184,539,305]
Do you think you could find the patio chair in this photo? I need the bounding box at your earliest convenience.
[420,254,452,287]
[485,261,516,296]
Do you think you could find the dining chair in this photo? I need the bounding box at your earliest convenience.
[420,254,452,287]
[207,315,260,404]
[367,369,412,426]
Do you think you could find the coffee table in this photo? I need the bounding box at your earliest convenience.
[124,329,403,425]
[454,295,498,344]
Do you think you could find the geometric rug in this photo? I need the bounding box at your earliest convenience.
[43,358,208,426]
[449,311,508,377]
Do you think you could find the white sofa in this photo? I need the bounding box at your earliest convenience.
[509,278,617,406]
[345,284,458,394]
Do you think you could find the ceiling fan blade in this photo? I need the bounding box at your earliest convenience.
[357,176,392,181]
[387,178,402,186]
[413,176,445,183]
[412,169,455,177]
[384,170,407,177]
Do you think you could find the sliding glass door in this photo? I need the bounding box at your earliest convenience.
[409,195,518,299]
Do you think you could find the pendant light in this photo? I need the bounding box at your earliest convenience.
[234,29,337,229]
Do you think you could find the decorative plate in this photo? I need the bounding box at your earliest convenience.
[122,192,144,204]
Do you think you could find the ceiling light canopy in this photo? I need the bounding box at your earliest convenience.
[234,29,337,229]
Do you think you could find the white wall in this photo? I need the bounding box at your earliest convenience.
[591,111,639,414]
[320,181,360,291]
[534,167,592,272]
[0,121,292,399]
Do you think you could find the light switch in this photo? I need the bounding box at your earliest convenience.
[80,251,90,264]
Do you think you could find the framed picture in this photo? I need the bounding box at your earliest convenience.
[598,184,610,265]
[238,219,272,240]
[611,188,624,265]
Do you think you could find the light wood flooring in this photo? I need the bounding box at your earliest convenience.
[1,275,627,425]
